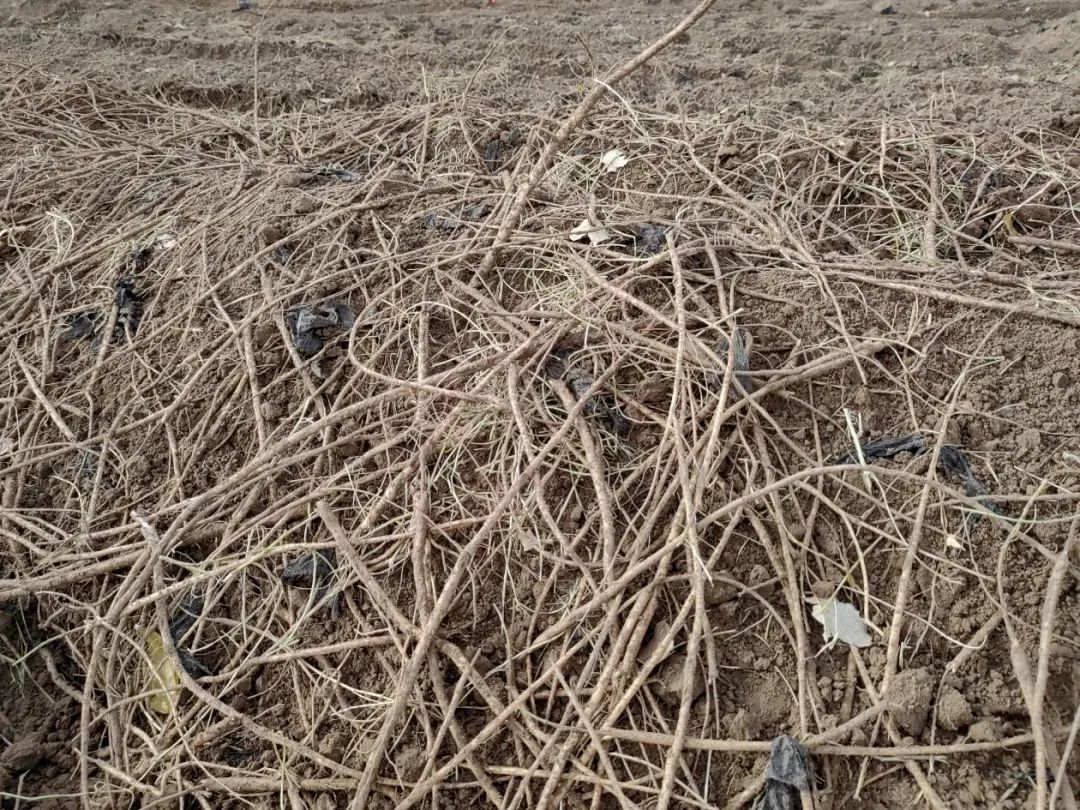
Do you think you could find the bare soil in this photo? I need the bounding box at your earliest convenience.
[1,1,1079,809]
[2,0,1079,124]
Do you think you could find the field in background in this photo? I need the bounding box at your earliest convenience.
[1,1,1079,808]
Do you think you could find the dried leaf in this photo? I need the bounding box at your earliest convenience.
[145,631,181,714]
[520,530,542,553]
[600,149,629,173]
[569,218,610,246]
[809,597,872,648]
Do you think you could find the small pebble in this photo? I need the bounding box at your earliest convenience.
[704,577,738,605]
[258,224,284,246]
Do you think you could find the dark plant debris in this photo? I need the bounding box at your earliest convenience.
[168,592,213,678]
[423,212,459,232]
[285,301,355,357]
[62,311,99,342]
[939,445,999,511]
[753,735,811,810]
[463,202,491,221]
[483,139,503,172]
[61,275,143,349]
[114,276,142,337]
[281,549,340,617]
[215,740,261,767]
[482,130,521,172]
[544,347,631,438]
[423,202,491,232]
[836,433,999,515]
[300,166,360,183]
[839,434,926,463]
[272,243,297,266]
[628,223,667,256]
[130,244,154,273]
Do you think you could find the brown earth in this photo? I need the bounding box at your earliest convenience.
[1,0,1079,124]
[1,0,1079,809]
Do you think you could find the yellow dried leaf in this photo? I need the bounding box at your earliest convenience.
[1002,210,1017,236]
[145,631,181,714]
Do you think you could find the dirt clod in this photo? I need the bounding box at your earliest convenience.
[886,667,934,736]
[704,577,739,605]
[936,686,974,731]
[392,742,426,780]
[259,224,284,246]
[1,732,47,772]
[968,718,1004,742]
[1017,428,1041,451]
[656,655,706,705]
